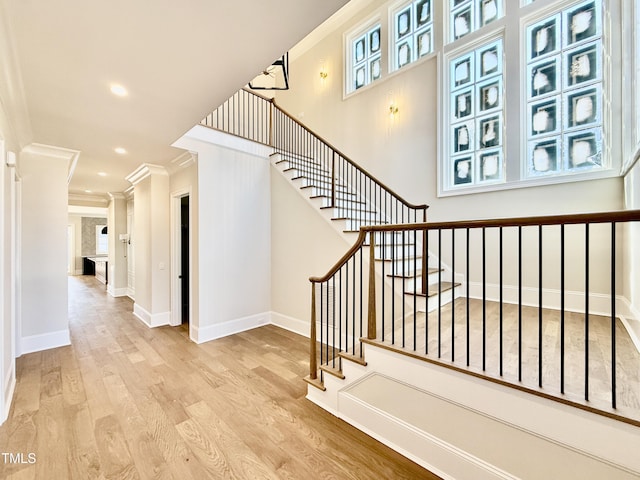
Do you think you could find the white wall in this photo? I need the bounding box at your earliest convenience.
[128,165,171,327]
[173,126,272,343]
[107,194,129,297]
[270,167,353,326]
[19,146,73,354]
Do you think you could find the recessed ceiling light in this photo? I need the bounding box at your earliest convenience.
[97,172,107,177]
[110,84,128,97]
[114,147,127,155]
[84,189,92,193]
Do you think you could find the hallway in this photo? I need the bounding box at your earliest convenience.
[0,276,438,479]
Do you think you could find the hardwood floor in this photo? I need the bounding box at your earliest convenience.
[0,275,440,480]
[377,297,640,422]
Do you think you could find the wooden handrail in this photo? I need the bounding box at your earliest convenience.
[309,229,368,283]
[271,99,429,212]
[310,209,640,284]
[357,209,640,232]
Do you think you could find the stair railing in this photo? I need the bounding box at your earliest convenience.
[309,210,640,427]
[201,88,430,293]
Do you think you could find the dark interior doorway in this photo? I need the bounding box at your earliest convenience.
[181,196,190,324]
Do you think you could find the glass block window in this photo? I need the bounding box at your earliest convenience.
[525,0,603,177]
[391,0,434,71]
[448,38,504,187]
[450,0,503,43]
[350,24,382,92]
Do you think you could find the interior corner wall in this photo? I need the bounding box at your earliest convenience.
[19,149,69,352]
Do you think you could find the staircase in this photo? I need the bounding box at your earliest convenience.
[201,89,640,479]
[272,152,461,315]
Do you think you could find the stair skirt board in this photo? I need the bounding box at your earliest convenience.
[307,344,640,480]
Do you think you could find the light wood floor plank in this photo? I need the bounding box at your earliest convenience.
[0,276,439,479]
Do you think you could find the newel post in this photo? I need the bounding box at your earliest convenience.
[309,282,318,379]
[367,231,377,340]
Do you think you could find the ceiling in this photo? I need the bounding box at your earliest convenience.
[1,0,349,202]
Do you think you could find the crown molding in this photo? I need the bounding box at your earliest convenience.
[125,163,168,186]
[108,192,127,201]
[167,150,197,175]
[68,193,110,207]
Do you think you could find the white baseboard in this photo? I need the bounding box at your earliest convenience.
[20,329,71,355]
[127,287,135,300]
[270,311,310,337]
[107,285,129,298]
[2,366,16,425]
[133,304,170,328]
[191,312,270,344]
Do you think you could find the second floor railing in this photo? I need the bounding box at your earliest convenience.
[308,210,640,427]
[201,89,428,258]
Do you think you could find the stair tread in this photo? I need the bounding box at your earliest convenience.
[303,375,326,391]
[387,267,441,278]
[406,281,461,298]
[319,363,345,379]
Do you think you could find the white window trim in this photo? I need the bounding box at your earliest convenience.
[388,0,435,73]
[344,15,383,98]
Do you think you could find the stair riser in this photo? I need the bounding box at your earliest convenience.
[306,187,358,198]
[321,199,367,209]
[404,285,461,312]
[278,159,329,174]
[344,218,388,230]
[373,244,417,259]
[405,271,451,290]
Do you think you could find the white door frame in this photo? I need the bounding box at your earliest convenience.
[170,187,191,327]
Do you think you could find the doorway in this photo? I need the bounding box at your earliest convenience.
[171,189,191,329]
[180,196,189,325]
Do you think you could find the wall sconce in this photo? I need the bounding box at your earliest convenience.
[319,69,328,80]
[389,102,399,118]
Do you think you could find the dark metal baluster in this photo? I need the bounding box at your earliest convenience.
[611,222,617,409]
[518,226,522,382]
[413,228,417,351]
[585,223,590,401]
[499,227,503,376]
[538,225,543,388]
[561,224,565,394]
[320,283,324,369]
[452,228,456,363]
[402,230,406,349]
[466,228,470,366]
[438,228,442,359]
[482,227,486,371]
